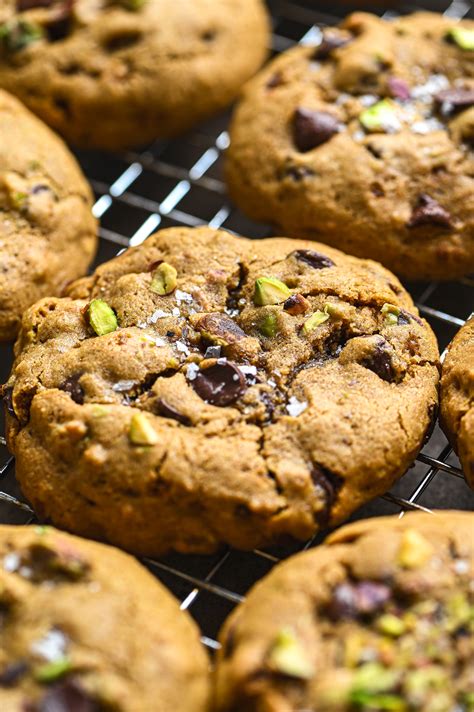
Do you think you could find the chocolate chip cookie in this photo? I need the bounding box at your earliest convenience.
[440,316,474,486]
[0,0,270,150]
[0,524,210,711]
[0,89,97,341]
[4,227,439,556]
[214,510,474,712]
[226,12,474,281]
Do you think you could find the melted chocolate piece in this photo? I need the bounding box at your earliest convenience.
[156,398,191,426]
[0,661,29,687]
[313,33,351,60]
[328,581,391,620]
[45,0,74,42]
[361,342,395,382]
[407,194,453,229]
[435,88,474,112]
[293,108,341,152]
[387,76,411,100]
[60,375,84,405]
[196,313,246,345]
[27,679,100,712]
[2,385,16,418]
[292,249,335,269]
[192,362,247,407]
[311,465,342,527]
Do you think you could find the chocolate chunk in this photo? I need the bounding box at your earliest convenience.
[361,342,395,382]
[311,465,342,527]
[328,581,391,620]
[192,362,247,407]
[313,33,351,60]
[45,0,74,42]
[292,249,335,269]
[283,165,315,181]
[196,313,246,346]
[60,375,84,405]
[293,108,341,152]
[407,194,453,229]
[266,72,283,90]
[435,88,474,112]
[156,398,191,426]
[0,660,29,687]
[28,679,99,712]
[387,76,411,101]
[2,385,16,418]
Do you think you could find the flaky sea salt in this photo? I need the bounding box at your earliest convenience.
[286,397,308,417]
[175,290,193,304]
[186,363,199,381]
[149,309,169,323]
[3,552,19,572]
[175,341,190,355]
[31,629,68,662]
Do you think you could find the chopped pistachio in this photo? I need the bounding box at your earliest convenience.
[0,20,44,53]
[267,628,314,679]
[446,26,474,51]
[303,310,330,334]
[359,99,399,133]
[12,192,27,210]
[377,613,406,637]
[150,262,178,296]
[349,691,406,710]
[405,666,446,700]
[381,303,400,326]
[87,299,118,336]
[445,592,473,632]
[259,313,279,338]
[34,526,49,537]
[254,277,291,306]
[397,528,434,569]
[351,662,399,695]
[34,657,71,684]
[129,412,159,446]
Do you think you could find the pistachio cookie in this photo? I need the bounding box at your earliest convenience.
[0,89,97,341]
[4,227,439,556]
[440,316,474,486]
[226,12,474,281]
[214,510,474,712]
[0,525,210,711]
[0,0,269,150]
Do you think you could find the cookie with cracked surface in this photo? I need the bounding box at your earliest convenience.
[0,0,270,150]
[0,89,97,341]
[214,510,474,712]
[226,11,474,281]
[440,316,474,486]
[4,226,439,556]
[0,524,210,711]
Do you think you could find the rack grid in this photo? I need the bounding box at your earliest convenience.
[0,0,473,650]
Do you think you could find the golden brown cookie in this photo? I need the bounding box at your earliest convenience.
[4,227,439,556]
[0,524,210,711]
[0,0,270,150]
[440,316,474,486]
[0,89,97,341]
[226,12,474,281]
[214,510,474,712]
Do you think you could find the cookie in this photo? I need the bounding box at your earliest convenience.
[0,0,270,150]
[0,524,210,711]
[226,12,474,281]
[440,316,474,486]
[0,89,97,341]
[214,510,474,712]
[4,226,439,556]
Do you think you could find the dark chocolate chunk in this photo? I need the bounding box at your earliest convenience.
[361,342,395,382]
[60,375,84,405]
[328,581,391,620]
[311,465,343,527]
[0,661,29,687]
[2,385,16,418]
[192,362,247,407]
[44,1,74,42]
[313,33,351,60]
[291,249,335,269]
[156,398,191,426]
[435,87,474,112]
[28,679,100,712]
[293,108,341,152]
[407,194,453,229]
[196,313,246,345]
[387,77,411,100]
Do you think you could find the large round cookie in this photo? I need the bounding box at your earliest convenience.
[226,12,474,281]
[0,89,97,341]
[4,227,439,556]
[440,316,474,486]
[214,510,474,712]
[0,524,210,711]
[0,0,270,150]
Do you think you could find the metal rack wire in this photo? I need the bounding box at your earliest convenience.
[0,0,473,650]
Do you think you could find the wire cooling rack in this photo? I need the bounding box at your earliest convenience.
[0,0,473,649]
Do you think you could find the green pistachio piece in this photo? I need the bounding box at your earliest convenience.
[87,299,118,336]
[129,412,159,446]
[349,691,406,710]
[405,667,446,699]
[259,313,279,338]
[254,277,291,306]
[34,657,71,684]
[381,303,400,326]
[397,528,434,569]
[447,26,474,51]
[377,613,406,637]
[445,592,472,631]
[303,310,330,334]
[0,20,44,53]
[267,628,314,679]
[359,99,400,133]
[351,663,400,695]
[150,262,178,296]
